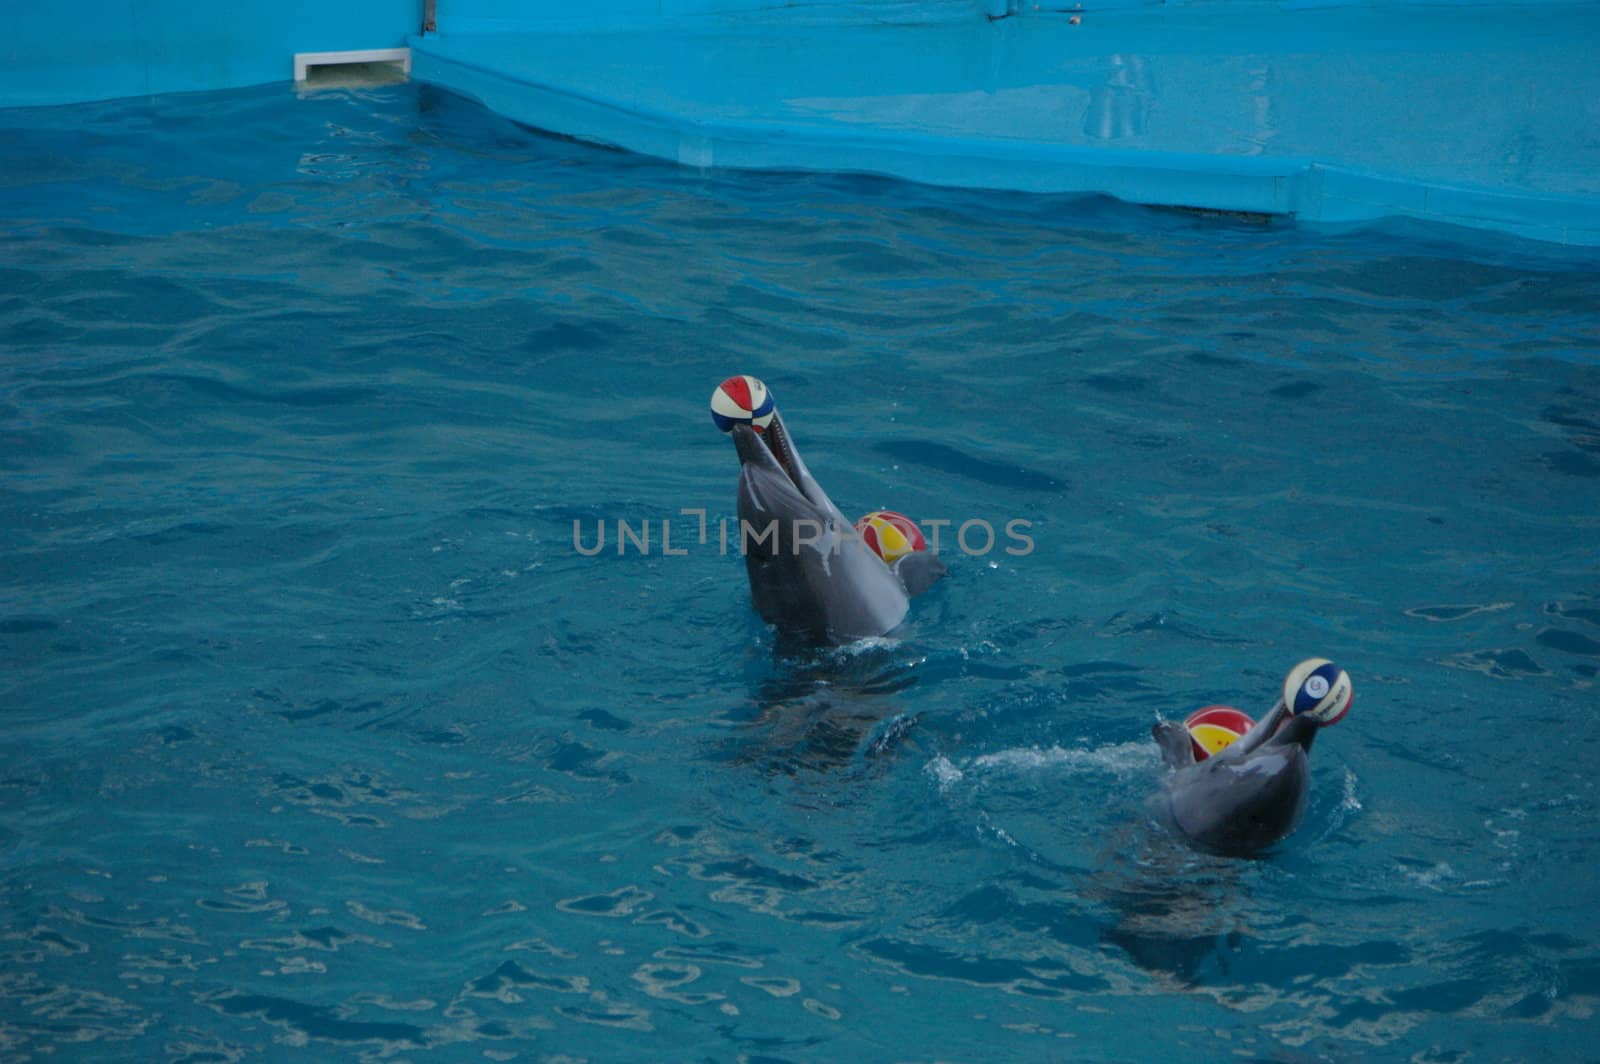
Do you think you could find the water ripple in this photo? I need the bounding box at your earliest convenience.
[1,79,1597,1061]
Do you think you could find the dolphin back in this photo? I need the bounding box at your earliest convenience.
[1166,745,1310,856]
[742,514,910,644]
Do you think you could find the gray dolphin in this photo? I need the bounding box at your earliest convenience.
[1152,659,1353,857]
[728,410,944,645]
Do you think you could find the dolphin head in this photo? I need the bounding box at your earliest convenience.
[726,413,908,645]
[1162,659,1353,857]
[732,413,840,531]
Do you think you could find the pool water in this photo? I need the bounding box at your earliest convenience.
[2,82,1598,1061]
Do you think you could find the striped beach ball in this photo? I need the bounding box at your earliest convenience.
[709,375,775,434]
[1184,705,1256,762]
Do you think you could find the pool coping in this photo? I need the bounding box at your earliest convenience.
[409,28,1600,248]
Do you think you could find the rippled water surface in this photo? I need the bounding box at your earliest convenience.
[3,82,1599,1061]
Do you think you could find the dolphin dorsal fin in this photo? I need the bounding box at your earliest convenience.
[1153,720,1195,769]
[893,551,947,598]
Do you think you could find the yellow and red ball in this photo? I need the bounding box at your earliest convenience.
[855,510,926,565]
[1184,705,1256,761]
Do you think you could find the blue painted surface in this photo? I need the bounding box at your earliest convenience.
[4,80,1600,1060]
[0,0,420,108]
[432,0,1593,32]
[411,5,1600,244]
[4,0,1595,243]
[435,0,983,34]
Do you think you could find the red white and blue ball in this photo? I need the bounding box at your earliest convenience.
[710,375,775,434]
[1282,657,1353,725]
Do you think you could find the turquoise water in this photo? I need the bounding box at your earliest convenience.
[3,82,1598,1060]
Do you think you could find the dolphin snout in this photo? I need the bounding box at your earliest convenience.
[730,423,771,467]
[730,416,805,493]
[1271,711,1320,753]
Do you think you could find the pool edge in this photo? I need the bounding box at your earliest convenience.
[409,34,1600,249]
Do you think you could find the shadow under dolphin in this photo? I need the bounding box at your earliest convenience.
[1094,830,1253,986]
[709,635,928,777]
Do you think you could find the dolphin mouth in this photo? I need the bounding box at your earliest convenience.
[763,417,805,491]
[733,417,806,494]
[1267,709,1319,752]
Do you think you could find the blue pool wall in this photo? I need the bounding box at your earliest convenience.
[2,0,1588,109]
[5,0,1590,111]
[5,0,1597,247]
[433,0,978,32]
[431,0,1588,32]
[436,0,1591,21]
[0,0,421,108]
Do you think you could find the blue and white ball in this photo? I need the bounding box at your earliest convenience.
[1282,657,1353,725]
[710,375,775,434]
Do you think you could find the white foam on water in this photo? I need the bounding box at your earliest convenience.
[970,741,1158,777]
[834,636,901,657]
[925,755,964,793]
[1340,767,1363,812]
[1398,861,1455,890]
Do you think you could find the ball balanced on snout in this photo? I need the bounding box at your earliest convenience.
[710,375,775,434]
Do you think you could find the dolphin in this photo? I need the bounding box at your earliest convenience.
[728,409,944,645]
[1152,659,1352,857]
